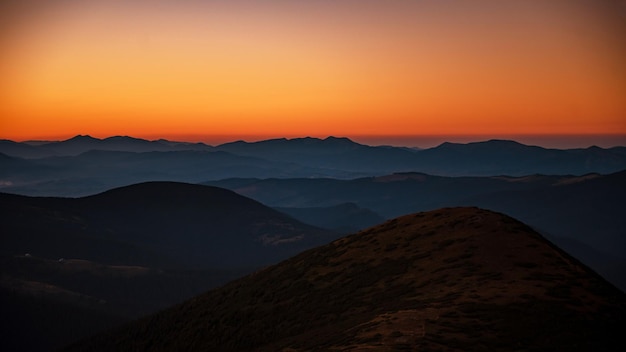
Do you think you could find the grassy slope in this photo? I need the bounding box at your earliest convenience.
[66,207,626,351]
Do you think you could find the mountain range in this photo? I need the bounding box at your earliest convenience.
[0,135,214,158]
[2,135,626,197]
[0,182,338,351]
[206,170,626,291]
[64,207,626,351]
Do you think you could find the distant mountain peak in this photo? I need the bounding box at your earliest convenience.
[480,139,534,149]
[434,141,460,148]
[484,139,522,144]
[324,136,354,142]
[436,139,524,147]
[103,135,144,142]
[431,139,539,153]
[67,134,99,142]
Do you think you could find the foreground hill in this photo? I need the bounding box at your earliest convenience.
[0,182,336,351]
[67,208,626,351]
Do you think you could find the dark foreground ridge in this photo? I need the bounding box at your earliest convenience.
[66,207,626,351]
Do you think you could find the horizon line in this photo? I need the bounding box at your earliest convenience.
[4,133,626,149]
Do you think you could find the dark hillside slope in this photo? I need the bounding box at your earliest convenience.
[68,208,626,351]
[0,182,336,351]
[79,181,335,267]
[1,182,335,269]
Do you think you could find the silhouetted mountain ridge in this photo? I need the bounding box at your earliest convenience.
[2,136,624,197]
[0,135,215,158]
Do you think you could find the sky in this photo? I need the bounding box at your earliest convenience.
[1,0,625,147]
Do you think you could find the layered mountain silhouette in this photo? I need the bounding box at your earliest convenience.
[2,135,625,197]
[65,208,626,351]
[207,170,626,291]
[0,182,337,351]
[0,149,341,197]
[0,135,214,158]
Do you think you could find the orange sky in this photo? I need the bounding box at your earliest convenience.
[1,0,625,144]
